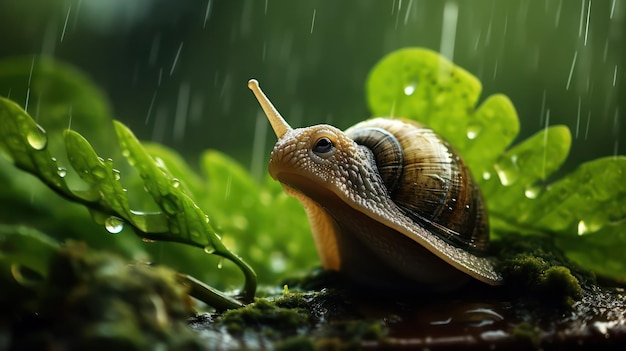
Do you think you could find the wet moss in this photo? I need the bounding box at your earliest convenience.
[494,234,589,308]
[219,297,310,336]
[511,322,541,348]
[9,241,205,351]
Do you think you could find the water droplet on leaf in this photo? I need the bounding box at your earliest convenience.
[204,246,216,254]
[466,124,481,140]
[404,83,417,96]
[161,194,181,214]
[104,216,124,234]
[217,257,224,269]
[171,178,180,188]
[92,165,106,179]
[524,185,541,199]
[577,219,602,235]
[26,124,48,150]
[494,156,519,186]
[57,167,67,177]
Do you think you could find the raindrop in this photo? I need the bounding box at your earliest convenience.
[161,194,181,215]
[524,185,541,199]
[169,42,184,76]
[566,51,578,90]
[171,178,181,188]
[577,219,601,235]
[403,84,416,96]
[466,124,481,140]
[92,165,106,179]
[57,167,67,178]
[439,1,459,62]
[482,171,492,181]
[204,246,216,254]
[60,4,71,42]
[217,257,224,269]
[104,216,124,234]
[26,124,48,150]
[309,9,316,34]
[494,155,519,186]
[270,252,287,273]
[203,0,212,28]
[583,0,591,46]
[113,169,121,180]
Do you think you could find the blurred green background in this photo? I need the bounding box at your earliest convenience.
[0,0,624,289]
[1,0,623,173]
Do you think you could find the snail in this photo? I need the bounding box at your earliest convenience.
[248,79,503,291]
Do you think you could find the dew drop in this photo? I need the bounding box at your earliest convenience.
[577,219,601,235]
[494,156,519,186]
[466,124,481,140]
[57,167,67,178]
[104,216,124,234]
[92,166,107,179]
[524,185,541,199]
[113,169,121,180]
[404,83,417,96]
[482,171,492,180]
[26,124,48,150]
[161,194,181,214]
[122,149,130,157]
[51,157,57,162]
[171,178,181,188]
[270,252,287,273]
[204,246,216,254]
[217,257,224,269]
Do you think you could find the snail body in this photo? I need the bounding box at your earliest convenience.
[248,79,502,291]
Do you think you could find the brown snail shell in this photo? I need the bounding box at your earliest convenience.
[248,79,502,291]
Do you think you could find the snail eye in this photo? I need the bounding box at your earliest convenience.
[312,137,334,154]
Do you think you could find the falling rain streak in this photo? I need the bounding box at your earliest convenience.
[310,9,316,34]
[60,5,71,42]
[440,1,458,62]
[203,0,212,28]
[566,51,578,90]
[584,0,591,46]
[24,57,35,113]
[173,82,190,141]
[170,42,184,76]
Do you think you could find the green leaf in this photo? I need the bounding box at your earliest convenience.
[0,225,60,279]
[483,125,572,233]
[366,47,519,182]
[0,56,114,151]
[366,47,626,281]
[556,220,626,283]
[0,97,256,305]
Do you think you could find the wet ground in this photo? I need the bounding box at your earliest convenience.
[189,276,626,350]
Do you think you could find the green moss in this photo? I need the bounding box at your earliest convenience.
[511,322,542,348]
[17,241,204,350]
[219,294,310,337]
[495,234,588,307]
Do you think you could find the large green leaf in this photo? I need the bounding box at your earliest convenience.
[366,47,626,281]
[0,97,256,305]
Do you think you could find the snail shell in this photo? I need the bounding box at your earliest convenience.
[248,79,502,291]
